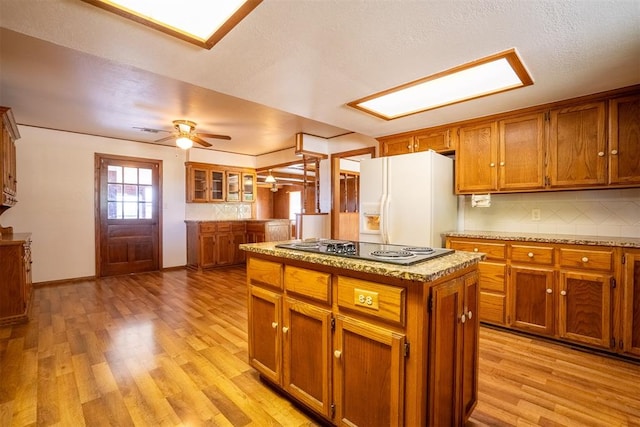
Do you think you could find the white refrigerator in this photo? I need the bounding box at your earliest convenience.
[359,150,457,248]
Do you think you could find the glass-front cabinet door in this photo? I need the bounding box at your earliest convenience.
[242,172,256,202]
[226,171,240,202]
[188,165,209,202]
[209,169,225,201]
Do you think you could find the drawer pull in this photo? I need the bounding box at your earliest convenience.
[271,322,278,329]
[581,257,589,263]
[473,248,479,252]
[528,252,534,258]
[560,290,567,296]
[282,326,289,334]
[334,350,342,359]
[546,288,553,294]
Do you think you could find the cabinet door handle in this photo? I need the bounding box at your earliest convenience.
[461,313,466,324]
[560,290,567,296]
[528,252,534,258]
[414,143,418,149]
[500,161,505,166]
[282,326,289,334]
[467,310,473,320]
[407,144,412,149]
[271,322,278,329]
[334,350,342,359]
[598,151,605,157]
[473,248,479,252]
[611,149,618,155]
[546,288,553,294]
[581,256,589,263]
[490,163,496,167]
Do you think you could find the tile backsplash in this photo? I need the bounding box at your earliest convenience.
[185,203,252,220]
[462,188,640,238]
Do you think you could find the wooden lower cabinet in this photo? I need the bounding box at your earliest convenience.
[0,234,32,325]
[429,272,479,426]
[246,219,290,243]
[558,270,612,348]
[510,265,555,335]
[445,236,640,359]
[334,316,405,426]
[622,249,640,357]
[246,254,479,426]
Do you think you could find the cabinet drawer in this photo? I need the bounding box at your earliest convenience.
[559,247,613,271]
[336,276,405,325]
[478,261,506,292]
[248,257,283,289]
[284,266,331,304]
[216,222,232,232]
[231,222,246,232]
[448,240,506,260]
[510,245,554,265]
[479,292,506,325]
[199,222,217,233]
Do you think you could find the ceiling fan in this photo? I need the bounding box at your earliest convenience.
[154,120,231,149]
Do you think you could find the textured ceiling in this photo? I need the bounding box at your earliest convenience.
[1,0,639,155]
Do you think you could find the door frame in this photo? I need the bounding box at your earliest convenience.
[330,146,376,239]
[94,153,163,277]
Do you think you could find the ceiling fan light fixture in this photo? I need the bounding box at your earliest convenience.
[176,136,193,150]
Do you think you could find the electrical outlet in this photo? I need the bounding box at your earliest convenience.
[531,208,541,221]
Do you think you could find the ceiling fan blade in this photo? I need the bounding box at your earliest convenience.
[197,132,231,140]
[192,136,213,147]
[155,135,177,143]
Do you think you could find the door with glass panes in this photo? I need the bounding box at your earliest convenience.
[96,154,161,276]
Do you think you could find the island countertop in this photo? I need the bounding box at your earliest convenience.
[240,240,485,282]
[444,230,640,248]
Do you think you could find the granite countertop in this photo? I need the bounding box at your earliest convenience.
[445,231,640,248]
[240,241,485,282]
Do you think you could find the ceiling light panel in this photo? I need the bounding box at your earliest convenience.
[83,0,262,49]
[348,49,533,120]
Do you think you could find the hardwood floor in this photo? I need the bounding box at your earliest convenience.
[1,266,639,426]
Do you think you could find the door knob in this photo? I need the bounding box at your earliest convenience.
[334,350,342,359]
[611,149,618,155]
[546,288,553,294]
[560,290,567,296]
[271,322,278,329]
[282,326,289,334]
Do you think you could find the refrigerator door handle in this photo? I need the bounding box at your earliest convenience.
[382,195,390,244]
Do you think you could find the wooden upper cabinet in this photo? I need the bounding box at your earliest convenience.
[609,94,640,185]
[498,113,545,191]
[414,127,454,152]
[548,101,607,188]
[379,135,415,157]
[456,121,498,193]
[186,164,225,202]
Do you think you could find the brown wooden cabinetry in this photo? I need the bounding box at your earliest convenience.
[185,162,255,203]
[621,249,640,357]
[185,221,246,269]
[456,121,498,193]
[0,234,32,325]
[429,272,479,426]
[498,113,545,191]
[245,251,480,426]
[548,101,607,188]
[609,94,640,185]
[246,220,290,243]
[378,127,454,157]
[447,239,507,325]
[445,235,629,358]
[1,106,20,210]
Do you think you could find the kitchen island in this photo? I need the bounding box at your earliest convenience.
[241,241,484,426]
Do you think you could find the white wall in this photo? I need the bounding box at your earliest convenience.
[462,188,640,238]
[2,126,253,283]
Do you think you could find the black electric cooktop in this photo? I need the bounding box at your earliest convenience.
[275,240,454,266]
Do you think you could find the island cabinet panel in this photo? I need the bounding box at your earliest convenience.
[243,249,482,426]
[622,250,640,357]
[428,272,479,426]
[0,236,32,325]
[282,297,332,417]
[609,94,640,185]
[247,285,282,384]
[447,239,507,325]
[333,317,405,427]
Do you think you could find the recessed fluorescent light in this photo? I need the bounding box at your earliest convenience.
[348,49,533,120]
[82,0,262,49]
